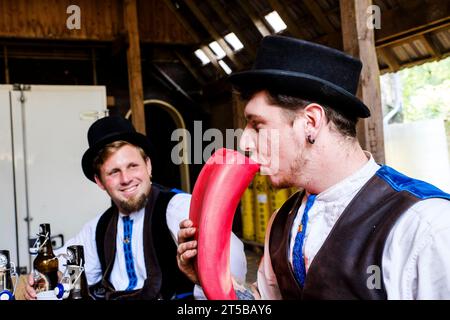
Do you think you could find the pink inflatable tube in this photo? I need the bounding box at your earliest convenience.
[189,148,260,300]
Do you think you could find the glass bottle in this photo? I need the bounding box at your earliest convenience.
[33,223,59,293]
[66,245,92,300]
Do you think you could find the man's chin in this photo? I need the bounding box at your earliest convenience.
[118,193,148,214]
[267,175,294,189]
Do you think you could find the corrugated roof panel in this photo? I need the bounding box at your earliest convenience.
[411,39,430,57]
[435,30,450,51]
[392,45,411,62]
[401,43,420,60]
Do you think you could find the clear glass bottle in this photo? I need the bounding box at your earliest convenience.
[66,245,92,300]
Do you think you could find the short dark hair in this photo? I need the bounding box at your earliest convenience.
[239,89,358,138]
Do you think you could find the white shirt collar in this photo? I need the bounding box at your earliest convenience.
[314,152,380,204]
[118,207,145,221]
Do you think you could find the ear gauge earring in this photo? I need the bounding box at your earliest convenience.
[307,135,315,144]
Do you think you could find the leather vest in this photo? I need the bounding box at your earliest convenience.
[92,184,194,300]
[269,165,450,299]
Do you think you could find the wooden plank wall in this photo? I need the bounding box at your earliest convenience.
[0,0,195,44]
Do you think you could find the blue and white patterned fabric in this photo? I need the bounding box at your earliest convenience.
[122,216,138,291]
[292,194,317,287]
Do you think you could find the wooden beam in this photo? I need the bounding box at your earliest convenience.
[389,52,450,72]
[185,0,243,69]
[238,1,271,37]
[162,0,225,75]
[304,0,335,34]
[91,48,98,85]
[123,0,145,134]
[267,0,308,39]
[418,34,441,58]
[375,0,450,47]
[208,0,257,58]
[340,0,385,164]
[3,46,9,84]
[232,91,247,130]
[376,20,450,49]
[174,50,206,86]
[162,0,200,43]
[378,47,400,72]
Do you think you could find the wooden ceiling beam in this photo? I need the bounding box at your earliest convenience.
[375,0,450,47]
[304,0,335,34]
[174,50,206,86]
[418,34,441,58]
[185,0,243,69]
[238,1,271,37]
[390,53,450,71]
[378,47,400,72]
[208,0,257,58]
[376,20,450,49]
[162,0,201,43]
[123,0,145,134]
[162,0,225,76]
[267,0,309,39]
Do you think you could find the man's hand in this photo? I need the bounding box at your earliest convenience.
[176,219,199,285]
[23,273,37,300]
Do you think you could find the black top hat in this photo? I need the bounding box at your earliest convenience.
[229,35,370,118]
[81,116,153,182]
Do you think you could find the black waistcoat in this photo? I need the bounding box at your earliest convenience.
[92,184,194,300]
[269,166,450,299]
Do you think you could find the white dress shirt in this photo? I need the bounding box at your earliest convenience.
[258,155,450,299]
[56,192,247,298]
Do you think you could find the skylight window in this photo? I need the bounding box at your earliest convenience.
[264,11,287,33]
[208,41,226,59]
[194,49,210,65]
[218,60,232,74]
[224,33,244,51]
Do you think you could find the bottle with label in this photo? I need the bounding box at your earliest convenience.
[0,250,18,300]
[33,223,59,293]
[66,245,92,300]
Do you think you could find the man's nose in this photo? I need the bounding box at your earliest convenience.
[239,127,257,152]
[119,171,132,184]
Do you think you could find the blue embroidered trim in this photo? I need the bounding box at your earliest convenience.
[292,194,316,287]
[122,216,138,291]
[376,165,450,200]
[170,188,185,194]
[174,292,193,299]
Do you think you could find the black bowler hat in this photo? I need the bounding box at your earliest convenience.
[81,116,153,182]
[229,35,370,118]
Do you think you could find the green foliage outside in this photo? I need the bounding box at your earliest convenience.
[400,56,450,122]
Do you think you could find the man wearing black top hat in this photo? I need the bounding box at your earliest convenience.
[24,116,247,300]
[177,35,450,299]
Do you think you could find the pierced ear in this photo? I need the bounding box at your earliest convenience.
[94,175,106,191]
[303,103,325,131]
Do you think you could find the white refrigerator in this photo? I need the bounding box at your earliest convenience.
[0,84,110,273]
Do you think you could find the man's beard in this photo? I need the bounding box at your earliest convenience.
[271,142,308,189]
[118,192,148,214]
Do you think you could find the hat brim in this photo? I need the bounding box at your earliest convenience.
[229,69,370,118]
[82,131,153,182]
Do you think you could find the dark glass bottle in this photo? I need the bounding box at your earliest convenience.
[66,245,92,300]
[33,223,59,293]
